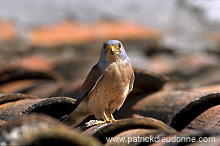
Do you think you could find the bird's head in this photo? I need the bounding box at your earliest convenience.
[99,40,128,63]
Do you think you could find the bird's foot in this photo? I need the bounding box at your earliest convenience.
[85,113,119,127]
[85,120,103,127]
[97,113,119,125]
[85,119,117,127]
[97,119,118,125]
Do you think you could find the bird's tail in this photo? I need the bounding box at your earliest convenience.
[62,105,89,127]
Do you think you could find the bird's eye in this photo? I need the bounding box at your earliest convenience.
[104,44,108,49]
[117,43,121,49]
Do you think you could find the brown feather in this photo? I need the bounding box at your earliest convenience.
[75,63,103,105]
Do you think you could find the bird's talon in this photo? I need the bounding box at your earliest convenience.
[111,119,119,123]
[97,119,119,125]
[97,120,109,125]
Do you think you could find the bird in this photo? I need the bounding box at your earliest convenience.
[63,40,134,127]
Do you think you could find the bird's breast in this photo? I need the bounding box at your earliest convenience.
[104,61,131,83]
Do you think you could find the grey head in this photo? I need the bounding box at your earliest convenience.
[99,40,129,69]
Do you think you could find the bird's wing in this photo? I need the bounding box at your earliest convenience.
[75,63,103,104]
[129,72,135,93]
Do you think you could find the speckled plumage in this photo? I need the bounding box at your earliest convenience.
[63,40,134,127]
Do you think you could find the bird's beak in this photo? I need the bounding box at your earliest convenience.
[109,46,118,55]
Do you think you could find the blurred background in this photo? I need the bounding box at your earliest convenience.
[1,0,220,97]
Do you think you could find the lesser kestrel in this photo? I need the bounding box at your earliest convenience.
[63,40,134,127]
